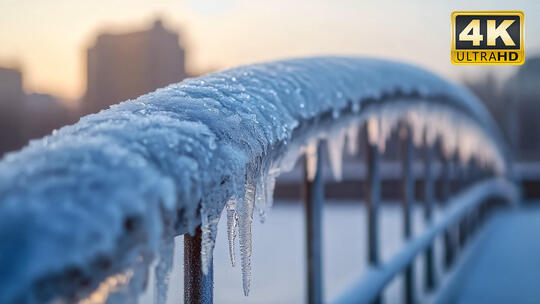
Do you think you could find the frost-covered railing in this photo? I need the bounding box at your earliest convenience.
[0,57,514,304]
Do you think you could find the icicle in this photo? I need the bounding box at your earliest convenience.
[367,117,379,146]
[367,117,380,153]
[238,167,257,296]
[264,176,276,210]
[327,129,345,181]
[351,101,361,113]
[226,198,238,267]
[200,214,220,275]
[303,140,318,182]
[153,238,174,304]
[346,123,359,155]
[378,113,389,152]
[407,110,425,147]
[255,175,267,223]
[425,116,438,146]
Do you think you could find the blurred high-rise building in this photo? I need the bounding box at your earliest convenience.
[466,56,540,161]
[0,67,24,154]
[23,93,75,141]
[83,19,187,115]
[505,57,540,161]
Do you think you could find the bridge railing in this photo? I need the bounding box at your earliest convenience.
[0,57,515,304]
[328,154,518,304]
[301,122,518,304]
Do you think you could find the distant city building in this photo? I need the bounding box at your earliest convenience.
[505,57,540,160]
[24,93,75,140]
[466,56,540,161]
[84,19,187,115]
[0,67,24,154]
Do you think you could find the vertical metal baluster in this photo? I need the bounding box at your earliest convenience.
[400,124,415,304]
[458,162,467,248]
[441,156,454,270]
[440,156,450,205]
[364,122,382,304]
[457,163,464,192]
[451,156,461,260]
[184,225,214,304]
[458,217,467,248]
[466,162,477,237]
[303,142,324,304]
[423,142,436,291]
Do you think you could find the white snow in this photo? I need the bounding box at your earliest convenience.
[0,57,508,303]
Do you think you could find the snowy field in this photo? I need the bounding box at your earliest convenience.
[140,200,447,304]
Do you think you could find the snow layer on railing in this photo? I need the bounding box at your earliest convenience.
[0,57,507,303]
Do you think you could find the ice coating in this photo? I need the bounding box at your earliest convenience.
[0,57,508,303]
[154,238,174,304]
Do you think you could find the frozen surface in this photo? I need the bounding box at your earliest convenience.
[0,57,508,303]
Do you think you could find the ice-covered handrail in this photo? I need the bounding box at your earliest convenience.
[0,57,508,303]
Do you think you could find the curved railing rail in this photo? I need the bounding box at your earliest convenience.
[0,57,512,303]
[333,178,518,304]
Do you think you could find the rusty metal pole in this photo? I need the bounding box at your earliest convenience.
[184,226,214,304]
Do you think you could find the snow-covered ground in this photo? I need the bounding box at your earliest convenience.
[140,201,447,303]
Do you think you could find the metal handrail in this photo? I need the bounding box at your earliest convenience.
[332,178,518,303]
[0,57,512,303]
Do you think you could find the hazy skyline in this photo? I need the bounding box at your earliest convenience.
[1,0,539,102]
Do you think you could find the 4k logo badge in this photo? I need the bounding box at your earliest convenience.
[451,11,524,65]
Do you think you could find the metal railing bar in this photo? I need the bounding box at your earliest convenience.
[400,124,415,304]
[303,142,325,304]
[184,226,214,304]
[428,208,502,304]
[440,156,455,270]
[363,122,382,304]
[332,178,518,304]
[423,142,437,291]
[443,229,455,270]
[458,218,467,248]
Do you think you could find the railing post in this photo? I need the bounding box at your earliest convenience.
[440,156,455,270]
[451,156,462,260]
[423,142,436,291]
[303,142,324,304]
[400,124,415,304]
[364,121,382,304]
[440,157,450,204]
[458,217,467,248]
[184,226,214,304]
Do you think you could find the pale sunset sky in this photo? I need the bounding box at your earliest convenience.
[0,0,539,102]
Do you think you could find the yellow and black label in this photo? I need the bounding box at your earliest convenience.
[451,11,524,65]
